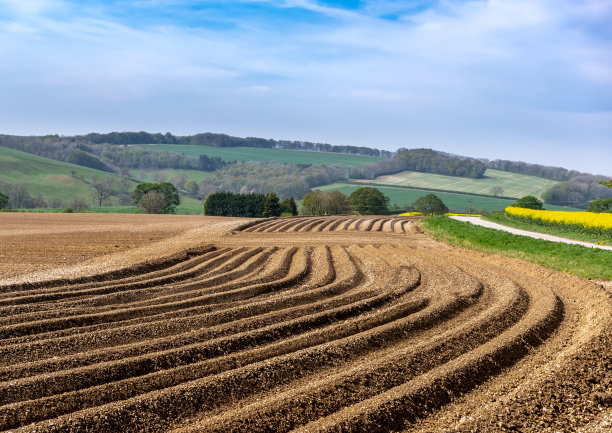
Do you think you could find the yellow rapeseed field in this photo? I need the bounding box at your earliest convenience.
[505,207,612,234]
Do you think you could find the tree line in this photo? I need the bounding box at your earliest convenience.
[0,132,391,158]
[349,148,487,180]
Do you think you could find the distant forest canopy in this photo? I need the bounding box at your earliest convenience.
[350,148,487,180]
[0,131,391,157]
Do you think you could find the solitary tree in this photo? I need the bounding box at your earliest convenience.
[280,197,298,216]
[132,182,180,214]
[513,195,543,210]
[91,175,114,207]
[489,185,504,197]
[262,192,281,217]
[411,194,448,216]
[349,187,389,214]
[0,192,7,210]
[183,180,199,198]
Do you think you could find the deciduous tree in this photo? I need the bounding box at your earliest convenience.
[514,195,544,210]
[132,182,180,214]
[411,194,448,216]
[349,187,389,215]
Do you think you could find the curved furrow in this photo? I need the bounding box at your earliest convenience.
[0,246,222,303]
[370,218,386,232]
[323,217,352,232]
[299,218,331,233]
[0,263,421,425]
[0,245,223,295]
[240,220,273,232]
[0,248,309,363]
[0,248,277,337]
[267,218,301,233]
[3,247,488,433]
[313,218,336,232]
[173,273,529,433]
[251,219,285,233]
[0,247,268,320]
[294,292,562,432]
[0,247,334,382]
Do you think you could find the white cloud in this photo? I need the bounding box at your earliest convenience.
[0,0,610,174]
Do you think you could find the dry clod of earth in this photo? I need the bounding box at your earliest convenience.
[0,213,609,432]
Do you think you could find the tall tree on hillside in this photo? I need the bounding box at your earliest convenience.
[490,186,504,197]
[91,175,114,206]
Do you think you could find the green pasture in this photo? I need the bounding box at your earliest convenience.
[316,183,581,213]
[366,169,556,199]
[142,144,382,167]
[0,146,138,206]
[421,216,611,280]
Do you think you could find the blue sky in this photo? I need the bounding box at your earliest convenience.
[0,0,610,175]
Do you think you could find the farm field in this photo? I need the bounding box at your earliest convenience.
[0,213,609,432]
[0,146,139,205]
[317,183,582,212]
[361,169,557,199]
[143,144,383,167]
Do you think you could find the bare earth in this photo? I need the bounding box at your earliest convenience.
[0,213,609,432]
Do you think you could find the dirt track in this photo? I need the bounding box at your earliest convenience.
[0,214,609,432]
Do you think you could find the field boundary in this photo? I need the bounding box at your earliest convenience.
[450,216,612,251]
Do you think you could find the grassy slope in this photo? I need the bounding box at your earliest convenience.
[316,183,581,212]
[142,144,382,167]
[0,146,139,204]
[483,213,611,246]
[360,169,557,199]
[421,216,611,280]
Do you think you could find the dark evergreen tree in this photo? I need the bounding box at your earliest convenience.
[0,192,7,209]
[280,197,298,216]
[262,192,281,217]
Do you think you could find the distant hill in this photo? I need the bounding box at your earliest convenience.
[0,146,138,208]
[361,169,557,200]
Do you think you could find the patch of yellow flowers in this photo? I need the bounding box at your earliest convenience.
[505,207,612,234]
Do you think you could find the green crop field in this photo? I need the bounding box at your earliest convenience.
[141,144,382,167]
[364,169,557,199]
[316,183,581,212]
[0,146,139,206]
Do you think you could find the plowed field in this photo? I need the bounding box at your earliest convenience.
[0,214,610,432]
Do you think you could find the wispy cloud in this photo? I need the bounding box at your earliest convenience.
[0,0,610,174]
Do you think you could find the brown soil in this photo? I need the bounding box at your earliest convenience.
[0,214,609,433]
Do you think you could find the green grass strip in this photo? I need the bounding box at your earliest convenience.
[420,216,611,280]
[483,213,611,246]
